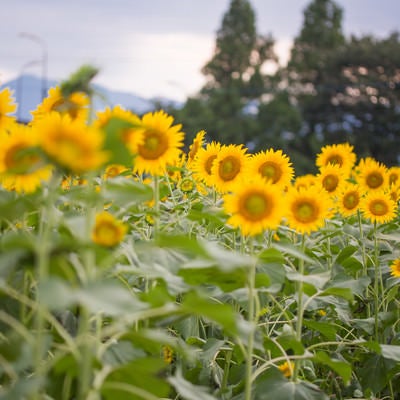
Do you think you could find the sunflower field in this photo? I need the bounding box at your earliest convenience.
[0,82,400,400]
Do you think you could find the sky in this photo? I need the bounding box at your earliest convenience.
[1,0,400,101]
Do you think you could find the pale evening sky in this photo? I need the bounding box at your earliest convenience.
[1,0,400,101]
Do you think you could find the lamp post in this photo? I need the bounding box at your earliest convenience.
[16,60,41,122]
[19,32,48,100]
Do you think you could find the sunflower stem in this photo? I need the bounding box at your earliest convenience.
[372,221,381,341]
[293,234,306,382]
[153,174,160,239]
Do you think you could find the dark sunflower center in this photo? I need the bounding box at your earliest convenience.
[242,193,270,221]
[219,156,241,181]
[205,155,217,175]
[322,174,339,192]
[259,162,281,183]
[366,172,384,189]
[326,154,343,166]
[369,199,388,216]
[294,201,317,223]
[138,131,168,160]
[343,192,359,209]
[51,98,80,119]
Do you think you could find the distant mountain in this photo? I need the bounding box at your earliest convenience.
[1,74,182,123]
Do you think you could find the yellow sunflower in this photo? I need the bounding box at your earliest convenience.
[293,174,317,191]
[356,157,389,192]
[388,166,400,186]
[248,148,294,189]
[93,105,141,149]
[0,124,52,193]
[191,141,221,187]
[336,182,362,217]
[223,177,285,236]
[286,185,334,234]
[31,86,89,122]
[34,112,108,174]
[187,130,206,167]
[387,183,400,203]
[0,87,17,131]
[128,110,185,176]
[360,190,397,224]
[91,211,127,247]
[102,164,129,180]
[390,258,400,278]
[315,143,356,174]
[278,361,295,378]
[210,144,250,193]
[316,163,347,197]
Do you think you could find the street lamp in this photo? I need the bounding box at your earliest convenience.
[16,59,41,122]
[19,32,48,100]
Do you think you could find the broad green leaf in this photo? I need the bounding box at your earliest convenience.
[102,177,153,206]
[286,271,331,289]
[380,344,400,361]
[335,245,358,264]
[272,243,316,264]
[359,354,394,393]
[303,320,338,341]
[313,352,352,384]
[326,276,370,297]
[319,287,354,302]
[180,291,237,335]
[168,369,217,400]
[258,248,286,291]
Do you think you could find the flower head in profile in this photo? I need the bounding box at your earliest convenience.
[129,110,185,176]
[390,258,400,278]
[360,190,397,224]
[191,141,221,187]
[91,211,128,247]
[286,185,334,234]
[34,112,108,174]
[388,166,400,187]
[102,164,130,180]
[0,87,17,131]
[356,157,388,192]
[0,123,52,193]
[316,143,356,174]
[293,174,317,191]
[187,130,206,167]
[248,148,294,189]
[223,176,285,236]
[336,182,362,217]
[210,144,250,193]
[31,86,89,122]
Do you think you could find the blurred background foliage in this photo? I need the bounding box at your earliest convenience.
[167,0,400,174]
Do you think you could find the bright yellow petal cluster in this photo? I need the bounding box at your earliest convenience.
[0,88,17,131]
[356,157,389,192]
[34,112,108,174]
[0,123,52,193]
[91,211,128,247]
[129,110,185,176]
[190,141,221,187]
[360,190,397,224]
[336,182,361,217]
[223,176,285,236]
[316,143,356,174]
[187,130,206,167]
[248,148,294,189]
[390,259,400,278]
[278,361,295,378]
[316,163,347,197]
[210,144,250,193]
[31,86,89,122]
[286,185,334,234]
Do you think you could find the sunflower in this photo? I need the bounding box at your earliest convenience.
[286,185,334,234]
[336,182,362,217]
[31,86,89,122]
[102,164,129,180]
[360,190,397,224]
[0,124,52,193]
[0,87,17,131]
[388,166,400,186]
[129,110,184,176]
[248,148,294,188]
[387,183,400,203]
[390,258,400,278]
[190,141,221,187]
[93,105,141,149]
[293,174,317,191]
[34,112,108,174]
[315,143,356,174]
[91,211,127,247]
[210,144,250,193]
[278,361,295,378]
[356,157,388,192]
[316,164,347,197]
[223,177,285,236]
[187,130,206,167]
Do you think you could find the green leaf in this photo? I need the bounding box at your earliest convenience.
[258,248,286,291]
[303,320,338,341]
[103,177,153,206]
[180,291,237,335]
[319,287,354,302]
[272,243,316,264]
[168,368,218,400]
[286,271,331,289]
[313,352,352,384]
[359,354,393,393]
[380,344,400,361]
[335,245,358,264]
